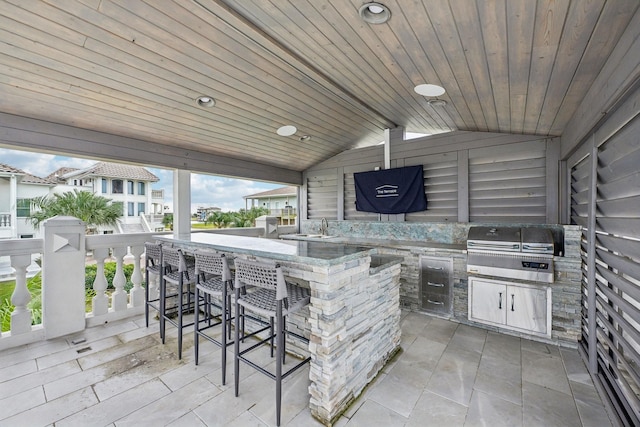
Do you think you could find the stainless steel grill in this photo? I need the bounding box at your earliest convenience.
[466,226,554,283]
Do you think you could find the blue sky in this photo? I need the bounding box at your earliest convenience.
[0,147,282,213]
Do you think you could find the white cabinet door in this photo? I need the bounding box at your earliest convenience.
[470,279,507,325]
[506,285,548,334]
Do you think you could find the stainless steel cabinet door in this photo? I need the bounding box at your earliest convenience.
[470,279,507,325]
[506,285,548,334]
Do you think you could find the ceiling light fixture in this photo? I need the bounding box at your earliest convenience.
[359,2,391,24]
[196,96,215,107]
[299,135,311,142]
[414,84,446,97]
[427,99,447,107]
[276,125,297,136]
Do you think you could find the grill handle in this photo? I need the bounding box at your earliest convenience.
[427,299,444,305]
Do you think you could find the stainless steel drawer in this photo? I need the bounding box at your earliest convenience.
[420,256,453,314]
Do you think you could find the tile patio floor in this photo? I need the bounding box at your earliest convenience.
[0,311,613,426]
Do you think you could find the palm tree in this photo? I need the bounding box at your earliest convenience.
[206,211,233,228]
[29,189,123,234]
[232,206,269,228]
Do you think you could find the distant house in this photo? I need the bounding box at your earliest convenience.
[243,186,297,225]
[0,163,56,239]
[196,206,222,221]
[1,161,165,237]
[47,162,164,233]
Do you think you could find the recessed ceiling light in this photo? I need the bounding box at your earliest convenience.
[414,84,446,97]
[276,125,297,136]
[359,2,391,24]
[196,96,215,107]
[428,99,447,107]
[299,135,311,142]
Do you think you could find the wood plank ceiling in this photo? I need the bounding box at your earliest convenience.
[0,0,637,175]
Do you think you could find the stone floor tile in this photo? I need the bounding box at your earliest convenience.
[0,385,47,419]
[405,390,468,427]
[560,347,592,386]
[166,411,207,427]
[344,399,407,427]
[400,335,447,372]
[249,366,311,426]
[522,349,571,395]
[570,380,613,427]
[521,338,561,357]
[474,354,522,405]
[419,316,459,344]
[0,357,37,382]
[56,378,170,427]
[482,331,521,361]
[425,352,480,406]
[464,389,523,427]
[114,377,220,426]
[523,381,581,427]
[0,386,98,426]
[0,360,81,400]
[36,336,121,370]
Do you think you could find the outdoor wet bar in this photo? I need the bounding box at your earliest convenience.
[154,233,403,425]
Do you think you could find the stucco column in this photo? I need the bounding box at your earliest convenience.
[173,169,191,239]
[42,216,86,339]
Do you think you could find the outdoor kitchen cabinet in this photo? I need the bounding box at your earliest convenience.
[420,256,453,315]
[468,277,552,338]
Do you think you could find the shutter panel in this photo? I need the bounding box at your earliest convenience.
[306,173,337,220]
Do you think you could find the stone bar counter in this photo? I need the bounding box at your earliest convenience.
[155,233,402,425]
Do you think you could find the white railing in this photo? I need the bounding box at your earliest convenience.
[0,212,11,228]
[0,217,287,351]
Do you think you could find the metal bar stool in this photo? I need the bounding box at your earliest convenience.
[144,242,164,332]
[193,250,234,384]
[233,258,311,426]
[160,246,197,359]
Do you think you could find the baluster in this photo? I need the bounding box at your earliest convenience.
[92,247,110,316]
[10,254,33,334]
[129,245,145,307]
[111,246,128,311]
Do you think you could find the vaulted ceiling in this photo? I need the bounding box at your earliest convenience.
[0,0,638,176]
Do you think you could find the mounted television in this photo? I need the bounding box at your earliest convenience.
[354,165,427,214]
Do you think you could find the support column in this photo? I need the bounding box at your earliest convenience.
[42,216,86,339]
[9,174,17,238]
[173,169,191,239]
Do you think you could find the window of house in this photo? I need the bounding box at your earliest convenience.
[128,202,135,216]
[127,180,134,195]
[112,179,123,194]
[138,202,145,214]
[102,178,108,193]
[16,198,31,217]
[73,179,78,186]
[138,182,145,195]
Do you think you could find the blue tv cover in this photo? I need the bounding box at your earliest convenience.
[354,165,427,214]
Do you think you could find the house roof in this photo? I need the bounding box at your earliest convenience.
[244,186,297,199]
[0,163,55,186]
[46,167,80,182]
[0,163,26,175]
[60,162,159,182]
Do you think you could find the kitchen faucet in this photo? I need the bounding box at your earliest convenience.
[320,217,329,236]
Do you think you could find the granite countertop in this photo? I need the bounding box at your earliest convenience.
[280,234,467,252]
[154,233,375,266]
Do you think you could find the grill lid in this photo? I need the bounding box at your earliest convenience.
[466,227,522,252]
[521,227,554,254]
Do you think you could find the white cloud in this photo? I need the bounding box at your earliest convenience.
[1,148,285,212]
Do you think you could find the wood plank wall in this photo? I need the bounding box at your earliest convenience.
[303,131,559,224]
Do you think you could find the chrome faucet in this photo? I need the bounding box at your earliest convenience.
[320,217,329,236]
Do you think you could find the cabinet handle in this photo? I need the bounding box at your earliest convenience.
[427,266,444,271]
[427,281,444,287]
[427,299,444,305]
[511,294,515,311]
[498,292,502,309]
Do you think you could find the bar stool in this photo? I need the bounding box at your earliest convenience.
[144,242,163,331]
[193,250,234,384]
[160,246,197,359]
[233,258,311,426]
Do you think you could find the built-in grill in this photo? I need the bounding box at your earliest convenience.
[466,226,555,283]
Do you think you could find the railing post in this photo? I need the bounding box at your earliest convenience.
[129,245,145,307]
[9,254,32,334]
[111,246,128,311]
[42,216,86,339]
[92,248,110,316]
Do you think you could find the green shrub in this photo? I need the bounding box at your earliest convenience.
[85,262,136,292]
